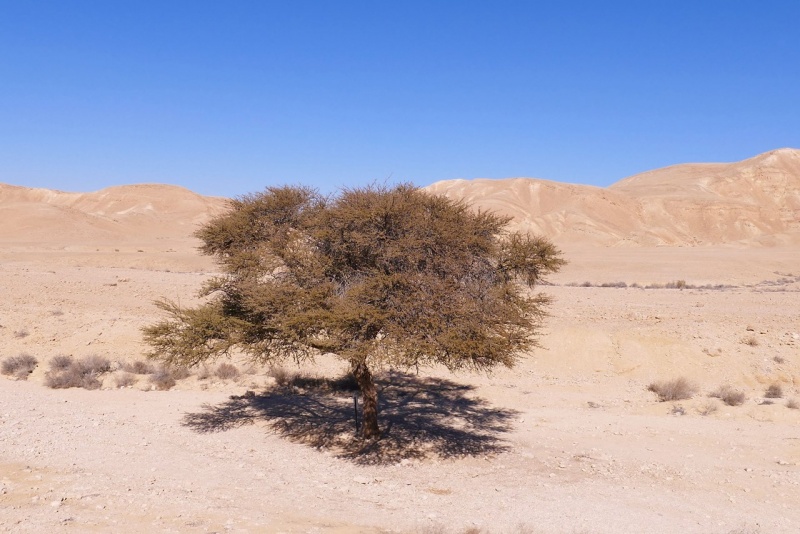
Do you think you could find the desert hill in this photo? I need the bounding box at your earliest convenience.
[0,183,229,244]
[2,148,799,248]
[426,148,800,246]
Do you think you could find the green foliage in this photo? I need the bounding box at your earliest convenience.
[143,184,564,435]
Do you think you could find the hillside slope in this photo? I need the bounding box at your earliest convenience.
[427,148,800,246]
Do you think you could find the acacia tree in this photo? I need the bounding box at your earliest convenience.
[143,184,564,438]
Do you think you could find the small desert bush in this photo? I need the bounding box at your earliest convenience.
[49,354,74,371]
[81,355,112,374]
[215,362,240,380]
[122,360,155,375]
[169,365,191,380]
[115,372,136,388]
[697,400,718,416]
[13,329,29,339]
[44,355,111,390]
[268,365,292,386]
[765,383,783,399]
[786,398,799,410]
[710,385,747,406]
[149,367,176,390]
[196,365,211,380]
[1,353,38,379]
[773,355,786,364]
[741,335,759,347]
[647,377,698,402]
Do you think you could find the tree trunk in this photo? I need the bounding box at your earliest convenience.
[352,360,380,439]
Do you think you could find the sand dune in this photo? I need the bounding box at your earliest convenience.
[427,148,800,246]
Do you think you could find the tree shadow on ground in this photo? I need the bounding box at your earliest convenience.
[183,371,518,465]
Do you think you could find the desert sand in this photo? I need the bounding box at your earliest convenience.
[1,151,799,533]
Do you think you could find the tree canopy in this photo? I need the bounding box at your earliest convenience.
[143,184,565,437]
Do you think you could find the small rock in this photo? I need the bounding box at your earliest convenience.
[353,476,370,484]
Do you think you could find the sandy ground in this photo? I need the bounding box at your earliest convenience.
[2,235,799,533]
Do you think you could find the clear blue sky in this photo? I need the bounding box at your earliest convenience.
[1,1,798,198]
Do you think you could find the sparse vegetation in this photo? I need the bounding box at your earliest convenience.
[149,367,177,390]
[742,335,759,347]
[765,383,783,399]
[214,362,240,380]
[697,400,718,416]
[115,372,136,388]
[786,398,800,410]
[13,328,29,339]
[647,377,698,402]
[710,385,747,406]
[44,355,111,390]
[122,360,156,374]
[1,353,38,379]
[49,354,74,371]
[169,365,191,380]
[773,355,786,364]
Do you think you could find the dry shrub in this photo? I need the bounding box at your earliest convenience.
[786,398,800,410]
[215,362,240,380]
[196,365,211,380]
[697,400,718,416]
[149,367,176,390]
[115,372,136,388]
[44,355,110,390]
[81,355,112,374]
[49,354,74,371]
[711,385,747,406]
[765,383,783,399]
[742,335,759,347]
[13,329,29,339]
[647,377,698,402]
[123,360,155,374]
[1,353,38,379]
[268,365,292,386]
[773,356,786,364]
[169,365,191,380]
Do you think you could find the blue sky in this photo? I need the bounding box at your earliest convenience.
[1,1,798,198]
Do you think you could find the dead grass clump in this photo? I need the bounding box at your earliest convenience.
[196,365,211,380]
[149,367,176,390]
[215,362,240,380]
[710,385,747,406]
[1,353,38,379]
[742,335,759,347]
[647,377,698,402]
[122,360,155,374]
[665,279,687,289]
[786,398,799,410]
[44,355,110,390]
[765,383,783,399]
[773,355,786,364]
[115,372,136,388]
[13,329,29,339]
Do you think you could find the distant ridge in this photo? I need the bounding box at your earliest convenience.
[3,149,799,247]
[0,182,230,243]
[426,149,800,246]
